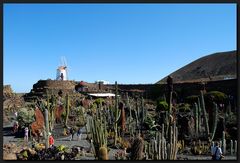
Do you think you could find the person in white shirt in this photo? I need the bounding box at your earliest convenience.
[211,142,224,160]
[24,127,29,144]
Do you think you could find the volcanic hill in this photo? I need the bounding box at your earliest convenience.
[157,50,237,84]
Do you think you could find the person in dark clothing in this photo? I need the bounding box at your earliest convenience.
[77,127,82,141]
[70,127,75,141]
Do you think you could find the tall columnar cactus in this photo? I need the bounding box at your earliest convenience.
[140,97,147,133]
[119,101,126,135]
[126,93,134,138]
[46,94,57,132]
[44,109,49,148]
[230,140,233,155]
[130,135,144,160]
[146,121,178,160]
[210,102,218,141]
[64,94,70,127]
[234,140,237,156]
[135,98,140,131]
[200,91,209,139]
[170,121,178,160]
[166,76,173,140]
[194,103,199,138]
[89,115,108,159]
[114,81,121,146]
[197,97,202,134]
[222,131,226,155]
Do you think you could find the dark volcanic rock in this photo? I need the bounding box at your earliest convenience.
[157,51,236,84]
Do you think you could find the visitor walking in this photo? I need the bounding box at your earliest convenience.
[13,121,19,134]
[24,127,29,144]
[77,127,82,141]
[211,142,224,160]
[70,127,75,141]
[14,112,18,118]
[49,132,55,147]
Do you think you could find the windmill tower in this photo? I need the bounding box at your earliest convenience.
[56,56,69,81]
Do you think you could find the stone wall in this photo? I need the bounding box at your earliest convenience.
[24,79,237,103]
[24,79,77,101]
[106,79,237,101]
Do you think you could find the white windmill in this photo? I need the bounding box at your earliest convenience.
[56,56,69,81]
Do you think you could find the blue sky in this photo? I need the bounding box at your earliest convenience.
[4,3,236,93]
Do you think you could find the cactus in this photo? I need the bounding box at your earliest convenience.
[135,98,140,131]
[165,77,173,140]
[210,102,218,141]
[222,131,226,155]
[47,94,57,132]
[126,93,134,138]
[194,103,199,138]
[44,109,49,148]
[197,97,202,135]
[200,91,209,139]
[120,102,126,135]
[170,121,178,160]
[140,97,146,133]
[98,146,109,160]
[145,121,178,160]
[64,94,70,127]
[89,115,108,158]
[113,81,121,146]
[230,140,233,155]
[234,140,237,156]
[144,143,148,159]
[130,135,144,160]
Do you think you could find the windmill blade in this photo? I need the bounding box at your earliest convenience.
[61,56,64,66]
[61,56,71,80]
[62,56,68,67]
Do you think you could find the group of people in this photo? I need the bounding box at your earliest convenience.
[69,127,83,141]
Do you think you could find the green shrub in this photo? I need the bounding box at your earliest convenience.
[177,103,191,112]
[185,95,199,104]
[94,98,105,106]
[205,91,228,103]
[156,101,168,112]
[143,115,155,130]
